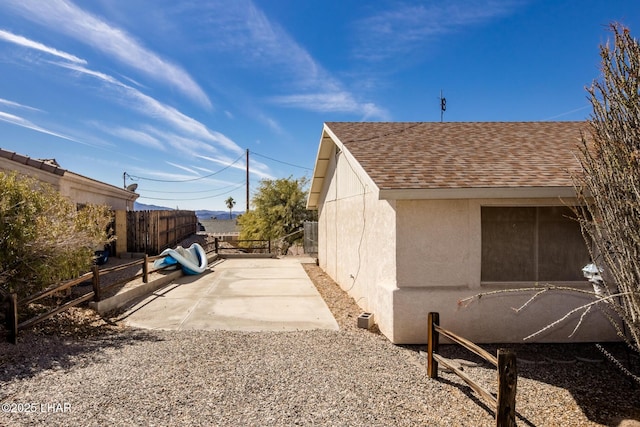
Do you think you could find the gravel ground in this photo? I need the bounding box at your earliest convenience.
[1,260,639,426]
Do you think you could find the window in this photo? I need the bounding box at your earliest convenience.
[481,206,589,282]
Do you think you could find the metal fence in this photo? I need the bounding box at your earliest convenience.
[303,221,318,255]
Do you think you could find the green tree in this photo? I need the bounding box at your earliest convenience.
[238,176,316,253]
[225,196,236,220]
[0,172,114,299]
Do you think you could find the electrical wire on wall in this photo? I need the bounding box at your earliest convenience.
[334,146,368,295]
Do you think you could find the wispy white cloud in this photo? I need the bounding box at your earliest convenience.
[353,1,524,62]
[0,97,42,112]
[0,29,86,64]
[3,0,211,108]
[166,161,200,175]
[127,167,206,183]
[193,166,214,173]
[197,154,273,180]
[52,61,244,155]
[271,93,389,120]
[0,110,91,145]
[541,105,591,121]
[185,0,386,119]
[100,126,165,151]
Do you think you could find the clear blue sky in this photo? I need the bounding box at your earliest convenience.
[0,1,638,211]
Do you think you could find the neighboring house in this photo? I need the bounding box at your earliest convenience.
[199,219,240,238]
[307,122,618,344]
[0,148,138,210]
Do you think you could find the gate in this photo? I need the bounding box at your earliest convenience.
[303,221,318,255]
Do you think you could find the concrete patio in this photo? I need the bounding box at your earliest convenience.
[117,257,339,332]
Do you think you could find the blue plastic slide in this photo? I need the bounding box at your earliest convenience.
[153,243,208,275]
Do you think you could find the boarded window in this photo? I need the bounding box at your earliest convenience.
[481,206,589,282]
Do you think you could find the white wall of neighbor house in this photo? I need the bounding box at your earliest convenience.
[386,197,620,344]
[1,158,136,210]
[59,173,135,210]
[0,158,62,188]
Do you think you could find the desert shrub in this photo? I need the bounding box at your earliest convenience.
[573,23,640,357]
[0,172,113,299]
[238,176,316,254]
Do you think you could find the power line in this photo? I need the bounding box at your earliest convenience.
[126,153,244,183]
[138,182,241,194]
[138,182,245,201]
[251,151,312,171]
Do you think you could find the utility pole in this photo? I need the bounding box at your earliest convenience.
[246,149,250,212]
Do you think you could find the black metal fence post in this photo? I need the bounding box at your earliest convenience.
[6,293,18,344]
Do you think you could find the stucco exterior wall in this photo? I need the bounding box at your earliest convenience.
[59,173,136,210]
[317,145,397,337]
[0,158,63,188]
[0,157,136,210]
[313,142,618,345]
[388,198,619,344]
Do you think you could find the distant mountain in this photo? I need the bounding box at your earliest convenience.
[134,202,171,211]
[196,210,240,220]
[134,202,241,220]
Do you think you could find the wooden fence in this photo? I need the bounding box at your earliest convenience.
[2,254,179,344]
[127,210,197,255]
[427,312,517,427]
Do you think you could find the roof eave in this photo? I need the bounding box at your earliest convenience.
[378,186,578,200]
[306,124,341,210]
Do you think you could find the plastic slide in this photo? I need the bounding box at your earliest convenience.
[153,243,208,275]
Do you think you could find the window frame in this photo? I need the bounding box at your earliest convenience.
[480,205,590,285]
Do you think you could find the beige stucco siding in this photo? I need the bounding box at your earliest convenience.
[0,158,62,188]
[317,146,397,337]
[384,197,618,344]
[60,173,135,210]
[1,156,136,210]
[311,135,618,344]
[391,285,617,344]
[396,199,478,288]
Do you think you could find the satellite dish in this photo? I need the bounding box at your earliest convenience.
[126,183,138,192]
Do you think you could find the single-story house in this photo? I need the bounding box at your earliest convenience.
[0,148,138,210]
[307,122,619,344]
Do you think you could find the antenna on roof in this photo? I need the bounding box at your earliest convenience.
[439,90,446,122]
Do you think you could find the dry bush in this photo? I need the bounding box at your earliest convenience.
[573,23,640,359]
[0,172,113,299]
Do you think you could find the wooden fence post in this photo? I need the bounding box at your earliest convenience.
[496,349,517,427]
[6,292,18,344]
[92,265,101,302]
[143,254,149,283]
[427,312,439,378]
[214,237,219,254]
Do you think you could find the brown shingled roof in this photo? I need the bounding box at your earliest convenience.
[326,121,586,190]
